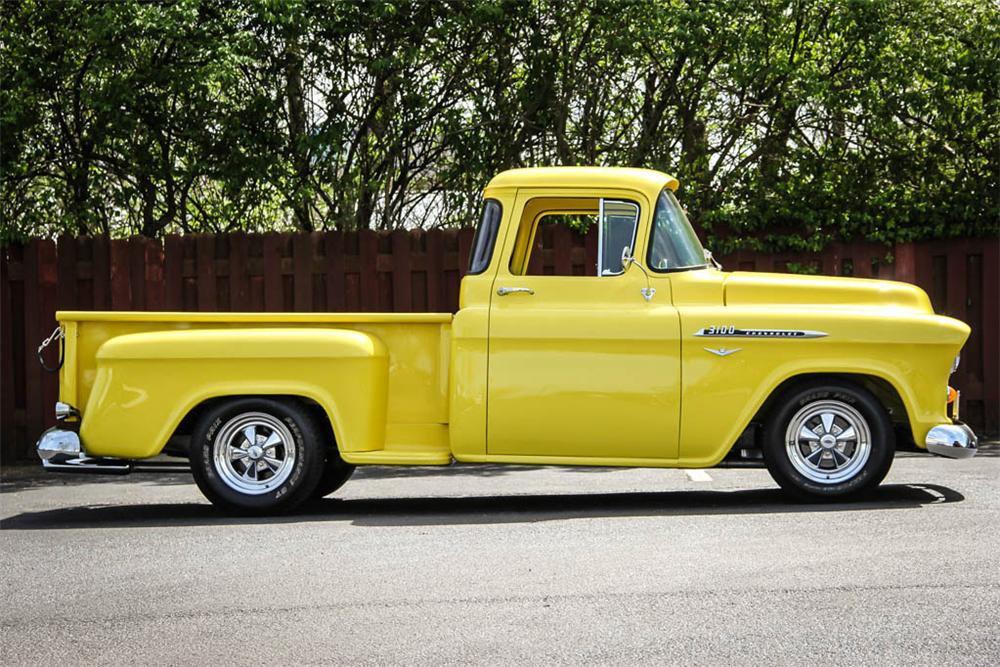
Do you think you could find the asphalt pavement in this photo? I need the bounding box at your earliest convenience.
[2,448,999,665]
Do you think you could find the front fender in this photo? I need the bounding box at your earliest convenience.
[678,307,969,467]
[80,328,388,459]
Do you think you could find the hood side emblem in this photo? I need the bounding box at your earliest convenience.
[705,347,742,357]
[695,327,827,339]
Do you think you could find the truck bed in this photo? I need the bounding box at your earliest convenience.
[58,311,454,464]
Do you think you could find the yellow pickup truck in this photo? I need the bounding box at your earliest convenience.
[37,167,977,513]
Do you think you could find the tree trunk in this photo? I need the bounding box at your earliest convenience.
[285,38,312,232]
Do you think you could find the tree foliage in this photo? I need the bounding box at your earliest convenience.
[2,0,996,250]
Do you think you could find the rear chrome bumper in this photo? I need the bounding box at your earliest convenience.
[37,426,131,473]
[36,426,82,460]
[925,423,978,459]
[37,425,187,474]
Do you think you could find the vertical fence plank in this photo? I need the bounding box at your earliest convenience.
[820,244,838,277]
[56,235,77,309]
[893,242,916,284]
[584,226,598,276]
[324,231,345,312]
[263,233,283,311]
[930,254,947,312]
[229,231,249,311]
[23,240,56,449]
[1,247,16,456]
[23,242,42,450]
[144,238,165,310]
[22,242,40,452]
[128,237,147,309]
[426,230,444,311]
[343,232,360,310]
[981,239,999,433]
[964,253,984,381]
[92,236,110,310]
[293,233,312,312]
[359,231,378,311]
[912,240,934,295]
[110,240,131,310]
[945,240,967,320]
[164,235,183,310]
[391,229,412,312]
[553,226,572,276]
[196,235,216,311]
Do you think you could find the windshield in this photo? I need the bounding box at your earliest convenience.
[647,189,706,271]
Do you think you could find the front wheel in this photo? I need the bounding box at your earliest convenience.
[190,398,325,514]
[762,380,894,501]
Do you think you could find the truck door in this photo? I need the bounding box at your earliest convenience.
[486,189,681,461]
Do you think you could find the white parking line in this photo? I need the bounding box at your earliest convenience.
[685,469,713,482]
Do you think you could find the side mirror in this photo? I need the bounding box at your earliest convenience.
[621,246,634,272]
[704,248,722,270]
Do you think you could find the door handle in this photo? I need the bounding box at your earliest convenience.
[496,287,535,296]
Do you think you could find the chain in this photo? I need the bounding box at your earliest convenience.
[37,325,65,372]
[38,325,63,355]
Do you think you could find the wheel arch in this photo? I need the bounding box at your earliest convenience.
[750,372,910,439]
[169,394,338,456]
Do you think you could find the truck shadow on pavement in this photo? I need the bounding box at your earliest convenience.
[0,483,964,530]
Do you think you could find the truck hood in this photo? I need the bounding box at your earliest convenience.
[723,272,933,313]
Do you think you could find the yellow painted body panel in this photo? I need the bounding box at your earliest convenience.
[60,312,452,460]
[82,328,388,458]
[673,298,967,466]
[56,167,971,470]
[486,186,680,460]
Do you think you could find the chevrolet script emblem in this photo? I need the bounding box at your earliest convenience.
[705,347,741,357]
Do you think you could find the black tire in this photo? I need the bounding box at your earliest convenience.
[312,452,355,499]
[762,379,894,501]
[190,397,325,515]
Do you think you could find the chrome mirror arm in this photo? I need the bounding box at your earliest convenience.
[704,248,722,270]
[621,247,656,302]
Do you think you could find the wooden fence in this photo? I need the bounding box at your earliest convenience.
[2,230,996,461]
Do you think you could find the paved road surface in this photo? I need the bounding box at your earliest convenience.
[2,449,998,665]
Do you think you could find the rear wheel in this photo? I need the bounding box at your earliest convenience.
[762,380,894,500]
[190,398,325,514]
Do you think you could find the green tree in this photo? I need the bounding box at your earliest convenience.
[2,0,996,245]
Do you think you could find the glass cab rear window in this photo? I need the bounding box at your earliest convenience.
[468,199,502,275]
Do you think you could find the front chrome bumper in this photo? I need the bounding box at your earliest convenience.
[925,423,978,459]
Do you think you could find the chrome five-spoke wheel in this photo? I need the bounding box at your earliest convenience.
[212,412,297,495]
[785,399,871,484]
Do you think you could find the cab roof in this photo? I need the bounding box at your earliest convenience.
[484,166,679,193]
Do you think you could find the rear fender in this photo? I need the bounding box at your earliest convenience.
[80,328,388,459]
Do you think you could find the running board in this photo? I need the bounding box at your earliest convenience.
[42,455,189,475]
[714,460,767,469]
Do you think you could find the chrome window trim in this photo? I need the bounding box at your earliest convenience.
[597,198,640,277]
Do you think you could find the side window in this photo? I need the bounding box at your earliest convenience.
[510,197,640,277]
[598,200,639,276]
[468,199,502,275]
[524,213,596,276]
